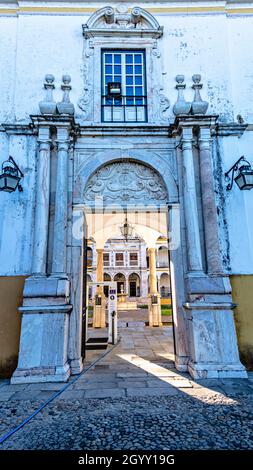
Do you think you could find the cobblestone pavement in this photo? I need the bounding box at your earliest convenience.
[0,324,253,450]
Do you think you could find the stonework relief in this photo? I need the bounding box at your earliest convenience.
[83,5,163,35]
[83,162,168,206]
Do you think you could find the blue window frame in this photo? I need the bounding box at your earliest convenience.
[101,49,147,123]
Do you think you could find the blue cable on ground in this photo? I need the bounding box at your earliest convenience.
[0,341,119,446]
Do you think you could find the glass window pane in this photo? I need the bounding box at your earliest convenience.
[114,75,121,83]
[135,87,142,96]
[114,65,121,74]
[126,65,133,74]
[126,98,134,105]
[126,55,133,64]
[137,107,145,121]
[125,107,137,122]
[114,98,122,106]
[105,75,112,84]
[105,54,112,63]
[135,65,142,74]
[126,87,133,96]
[135,76,143,85]
[105,65,112,74]
[114,54,121,64]
[134,54,142,64]
[135,97,143,105]
[126,76,133,85]
[112,107,124,122]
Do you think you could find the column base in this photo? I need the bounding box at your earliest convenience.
[188,361,248,379]
[148,294,162,327]
[11,362,70,384]
[11,296,72,384]
[70,358,83,375]
[175,354,188,372]
[184,301,247,379]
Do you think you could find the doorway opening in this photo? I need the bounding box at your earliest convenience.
[82,208,175,364]
[79,160,177,367]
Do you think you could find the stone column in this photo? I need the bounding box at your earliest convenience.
[32,126,51,275]
[149,248,157,294]
[52,126,70,276]
[181,127,203,274]
[11,122,72,384]
[93,248,106,328]
[96,249,104,290]
[148,248,162,326]
[125,275,129,296]
[198,127,223,274]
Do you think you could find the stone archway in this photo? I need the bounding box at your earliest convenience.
[160,273,171,298]
[114,273,126,295]
[129,273,141,298]
[70,156,187,376]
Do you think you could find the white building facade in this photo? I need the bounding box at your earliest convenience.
[0,1,253,382]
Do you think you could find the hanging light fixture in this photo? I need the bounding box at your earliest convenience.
[0,156,24,193]
[120,212,134,241]
[225,156,253,191]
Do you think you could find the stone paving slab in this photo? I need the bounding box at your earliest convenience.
[146,379,193,388]
[116,372,149,378]
[10,391,43,401]
[26,383,63,391]
[1,326,253,451]
[54,390,86,400]
[84,388,126,398]
[74,381,120,390]
[0,391,17,401]
[126,387,181,397]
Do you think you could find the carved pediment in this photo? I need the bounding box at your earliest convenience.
[83,5,163,38]
[83,161,168,207]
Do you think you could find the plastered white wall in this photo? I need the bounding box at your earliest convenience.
[0,1,253,276]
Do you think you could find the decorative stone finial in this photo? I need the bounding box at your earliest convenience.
[57,75,75,115]
[131,7,141,24]
[173,75,191,116]
[191,74,208,115]
[104,6,115,24]
[39,74,57,115]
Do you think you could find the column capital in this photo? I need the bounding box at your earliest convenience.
[37,140,51,151]
[56,124,72,141]
[55,139,70,152]
[38,125,51,141]
[180,127,194,150]
[181,126,193,140]
[198,127,212,149]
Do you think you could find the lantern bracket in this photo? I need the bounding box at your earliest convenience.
[0,156,24,192]
[225,156,252,191]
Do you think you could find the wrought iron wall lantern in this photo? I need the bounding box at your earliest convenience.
[107,82,121,97]
[0,156,24,193]
[225,156,253,191]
